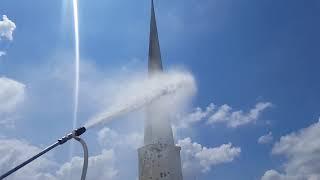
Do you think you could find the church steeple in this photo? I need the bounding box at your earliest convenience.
[144,0,174,146]
[139,1,183,180]
[148,0,163,74]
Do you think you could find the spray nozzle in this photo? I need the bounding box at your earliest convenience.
[58,127,86,145]
[74,127,86,136]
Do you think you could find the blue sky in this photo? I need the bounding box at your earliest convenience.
[1,0,320,180]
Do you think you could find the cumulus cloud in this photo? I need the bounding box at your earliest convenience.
[0,138,57,180]
[258,132,273,144]
[207,102,272,128]
[261,120,320,180]
[177,137,241,178]
[60,128,142,180]
[0,137,121,180]
[97,128,242,179]
[56,149,118,180]
[1,121,243,180]
[0,15,16,41]
[0,77,25,127]
[176,103,215,129]
[0,51,6,57]
[176,102,272,129]
[97,127,143,150]
[0,77,25,113]
[261,170,293,180]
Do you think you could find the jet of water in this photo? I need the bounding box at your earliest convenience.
[72,0,80,129]
[69,0,80,169]
[84,71,196,129]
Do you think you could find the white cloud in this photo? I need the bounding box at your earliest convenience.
[0,77,25,127]
[261,170,293,180]
[261,120,320,180]
[177,137,241,178]
[0,138,120,180]
[56,149,118,180]
[176,102,272,129]
[97,127,143,149]
[0,138,57,180]
[97,127,120,146]
[261,170,320,180]
[258,132,273,144]
[0,77,25,113]
[97,128,242,179]
[0,15,16,41]
[176,103,215,129]
[207,102,272,128]
[0,51,6,57]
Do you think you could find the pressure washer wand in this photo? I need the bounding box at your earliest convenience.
[0,127,87,180]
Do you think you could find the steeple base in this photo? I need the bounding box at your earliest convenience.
[138,143,183,180]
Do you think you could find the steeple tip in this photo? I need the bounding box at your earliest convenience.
[148,0,163,75]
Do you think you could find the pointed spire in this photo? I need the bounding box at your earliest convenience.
[144,0,174,146]
[148,0,163,75]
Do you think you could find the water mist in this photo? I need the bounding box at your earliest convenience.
[84,71,196,129]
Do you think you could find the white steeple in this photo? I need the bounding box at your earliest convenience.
[144,0,175,146]
[138,1,183,180]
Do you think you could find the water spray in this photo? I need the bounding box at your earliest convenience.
[0,127,88,180]
[72,0,80,129]
[0,71,196,180]
[84,71,196,129]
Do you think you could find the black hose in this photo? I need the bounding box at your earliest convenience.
[73,136,88,180]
